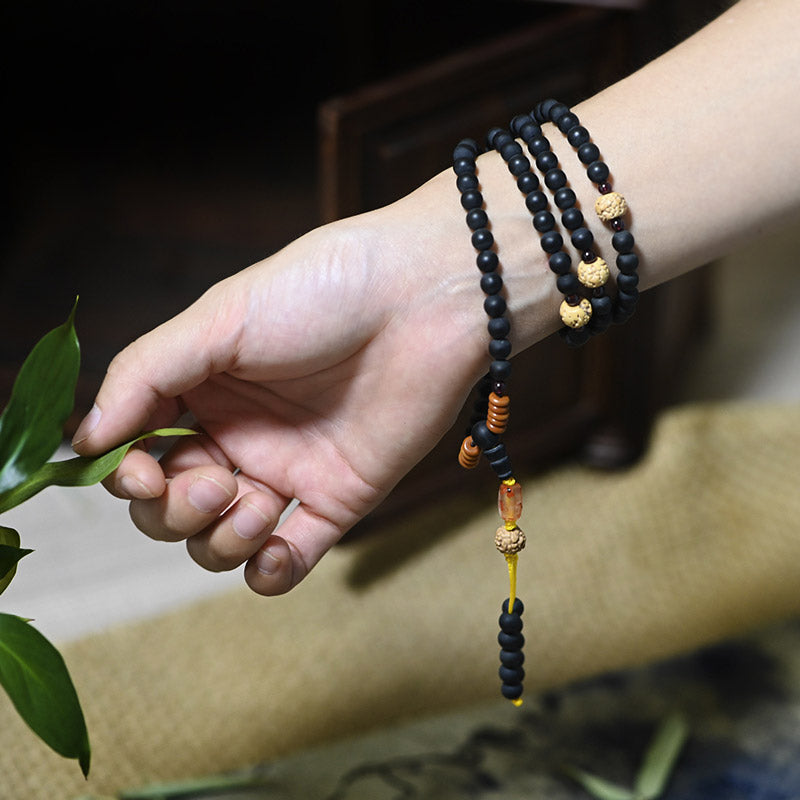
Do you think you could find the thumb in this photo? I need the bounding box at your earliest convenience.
[72,297,238,456]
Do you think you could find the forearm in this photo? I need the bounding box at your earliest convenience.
[373,0,800,369]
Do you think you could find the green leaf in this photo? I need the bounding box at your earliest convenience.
[0,301,80,494]
[634,713,689,800]
[561,765,635,800]
[0,612,90,777]
[0,526,34,595]
[0,428,196,514]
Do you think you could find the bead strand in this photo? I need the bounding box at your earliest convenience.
[533,99,640,325]
[453,137,515,481]
[499,116,614,346]
[453,137,526,706]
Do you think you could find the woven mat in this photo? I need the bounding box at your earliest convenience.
[2,401,800,798]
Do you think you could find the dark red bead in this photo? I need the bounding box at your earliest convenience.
[582,250,596,263]
[611,218,626,232]
[566,294,581,306]
[599,183,612,194]
[493,382,506,396]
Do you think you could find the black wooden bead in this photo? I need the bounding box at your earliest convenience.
[617,289,639,309]
[560,326,591,347]
[554,187,577,210]
[476,250,499,273]
[567,125,590,147]
[561,207,584,231]
[488,317,510,339]
[499,665,525,685]
[502,598,524,614]
[487,127,511,149]
[498,630,525,651]
[471,228,494,251]
[557,273,580,295]
[489,359,512,381]
[612,230,635,253]
[587,160,610,184]
[533,210,555,232]
[519,121,541,142]
[591,294,613,316]
[501,682,524,700]
[525,191,548,213]
[577,142,600,165]
[558,112,580,133]
[489,339,512,359]
[540,231,564,254]
[510,114,532,137]
[454,138,479,157]
[453,157,475,176]
[499,649,525,668]
[545,168,567,190]
[535,150,558,172]
[456,173,478,193]
[534,98,557,123]
[548,251,572,275]
[516,172,539,193]
[548,102,570,123]
[501,141,523,161]
[471,420,499,451]
[526,135,551,156]
[508,154,530,176]
[617,272,639,291]
[466,208,488,230]
[571,227,594,251]
[616,252,639,273]
[484,441,513,479]
[483,294,506,317]
[480,271,503,295]
[460,190,483,210]
[499,612,523,633]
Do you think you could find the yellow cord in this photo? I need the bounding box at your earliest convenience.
[504,552,518,614]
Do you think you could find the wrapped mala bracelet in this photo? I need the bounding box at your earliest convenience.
[453,137,527,706]
[533,99,640,325]
[489,120,611,347]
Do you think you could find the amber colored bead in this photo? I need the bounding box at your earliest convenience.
[486,392,511,435]
[458,436,481,469]
[498,480,523,523]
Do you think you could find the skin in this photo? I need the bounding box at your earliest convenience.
[72,0,800,596]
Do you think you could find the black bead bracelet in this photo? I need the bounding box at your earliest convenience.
[533,99,640,324]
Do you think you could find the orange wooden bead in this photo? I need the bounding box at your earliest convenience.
[458,436,481,469]
[486,392,510,434]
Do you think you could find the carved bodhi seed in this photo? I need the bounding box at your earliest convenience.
[559,296,592,328]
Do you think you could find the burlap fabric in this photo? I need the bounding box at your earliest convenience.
[1,401,799,798]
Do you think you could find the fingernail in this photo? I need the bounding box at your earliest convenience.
[72,403,101,446]
[256,545,281,575]
[188,476,234,513]
[233,502,269,540]
[119,474,156,500]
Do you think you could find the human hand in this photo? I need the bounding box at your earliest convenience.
[71,176,514,596]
